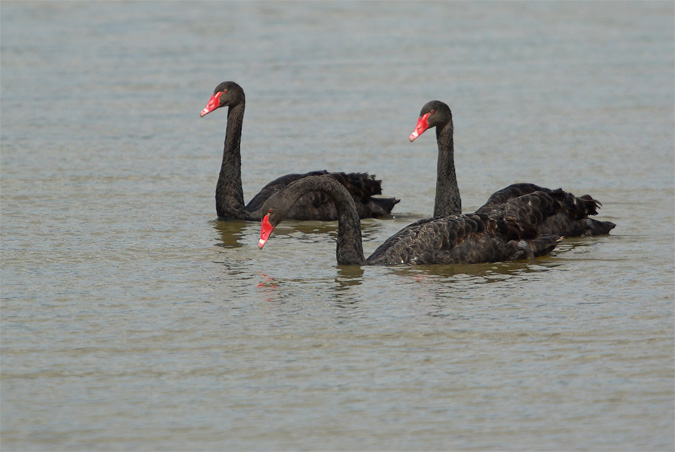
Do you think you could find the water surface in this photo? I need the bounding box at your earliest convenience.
[1,2,673,450]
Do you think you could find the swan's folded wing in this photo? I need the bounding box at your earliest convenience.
[366,214,527,265]
[246,171,398,220]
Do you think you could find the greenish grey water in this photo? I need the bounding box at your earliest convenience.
[1,2,673,450]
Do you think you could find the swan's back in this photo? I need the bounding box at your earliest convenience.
[245,171,399,221]
[367,214,507,265]
[476,183,615,236]
[366,191,564,266]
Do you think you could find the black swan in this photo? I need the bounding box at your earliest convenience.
[200,81,399,221]
[409,100,615,236]
[257,175,565,266]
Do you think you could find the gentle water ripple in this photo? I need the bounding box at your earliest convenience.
[2,2,673,451]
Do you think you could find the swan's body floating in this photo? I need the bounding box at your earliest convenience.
[409,100,615,236]
[201,81,399,221]
[258,175,564,266]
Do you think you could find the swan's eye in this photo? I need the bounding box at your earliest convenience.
[268,208,274,213]
[223,89,228,94]
[429,109,435,115]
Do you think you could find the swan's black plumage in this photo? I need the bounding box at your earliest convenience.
[409,100,615,236]
[258,175,563,266]
[476,183,616,236]
[201,81,399,221]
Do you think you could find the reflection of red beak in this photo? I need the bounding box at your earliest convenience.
[409,112,431,142]
[200,91,223,117]
[258,214,275,250]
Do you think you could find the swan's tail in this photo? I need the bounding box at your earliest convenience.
[333,172,400,217]
[582,218,616,236]
[516,235,563,262]
[368,197,401,218]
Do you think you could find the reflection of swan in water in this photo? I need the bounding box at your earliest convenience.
[212,220,247,249]
[392,261,561,318]
[390,257,560,286]
[334,266,364,291]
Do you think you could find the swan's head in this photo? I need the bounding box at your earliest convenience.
[258,175,334,250]
[200,81,245,117]
[409,100,452,142]
[258,192,288,250]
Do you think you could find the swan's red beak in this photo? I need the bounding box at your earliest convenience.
[409,112,431,142]
[258,214,275,250]
[200,91,223,117]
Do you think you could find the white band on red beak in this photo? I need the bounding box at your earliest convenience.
[409,113,430,142]
[200,91,223,117]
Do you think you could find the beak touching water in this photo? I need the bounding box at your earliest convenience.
[258,213,274,250]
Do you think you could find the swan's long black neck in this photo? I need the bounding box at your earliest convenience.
[334,192,367,265]
[434,121,461,217]
[216,102,247,220]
